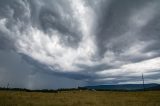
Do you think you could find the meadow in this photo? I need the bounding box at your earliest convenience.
[0,90,160,106]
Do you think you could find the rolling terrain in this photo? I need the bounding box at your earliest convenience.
[84,84,160,91]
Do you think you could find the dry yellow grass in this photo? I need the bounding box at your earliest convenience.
[0,90,160,106]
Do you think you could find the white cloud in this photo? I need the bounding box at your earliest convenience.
[97,57,160,77]
[122,57,160,73]
[15,0,98,72]
[0,18,10,34]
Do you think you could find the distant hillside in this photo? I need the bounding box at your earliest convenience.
[145,85,160,90]
[84,84,159,91]
[0,84,160,92]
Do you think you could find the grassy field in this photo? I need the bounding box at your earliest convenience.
[0,90,160,106]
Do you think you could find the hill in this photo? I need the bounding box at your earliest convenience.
[84,83,159,91]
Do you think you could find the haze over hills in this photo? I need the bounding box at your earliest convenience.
[84,83,160,91]
[0,83,160,92]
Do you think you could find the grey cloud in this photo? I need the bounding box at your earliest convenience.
[0,50,85,89]
[21,54,93,82]
[39,7,82,47]
[37,0,83,47]
[140,17,160,54]
[0,50,31,88]
[0,34,14,50]
[94,0,159,59]
[0,0,160,89]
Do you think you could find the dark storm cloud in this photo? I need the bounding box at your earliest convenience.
[38,1,82,47]
[0,50,30,88]
[0,35,13,50]
[0,0,160,89]
[140,16,160,56]
[0,50,85,89]
[21,54,92,81]
[94,0,158,58]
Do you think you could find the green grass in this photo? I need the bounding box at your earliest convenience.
[0,90,160,106]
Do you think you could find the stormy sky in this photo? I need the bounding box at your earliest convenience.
[0,0,160,89]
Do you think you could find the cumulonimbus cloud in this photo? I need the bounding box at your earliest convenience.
[0,0,160,87]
